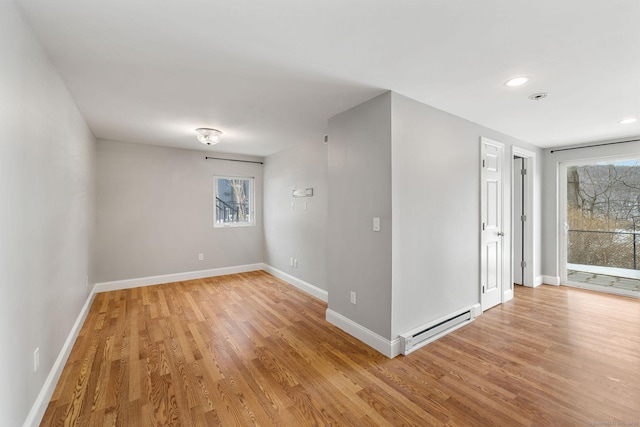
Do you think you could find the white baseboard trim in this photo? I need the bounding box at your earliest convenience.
[262,264,328,302]
[94,263,264,293]
[503,288,514,302]
[542,275,560,286]
[23,290,96,427]
[325,309,400,359]
[534,275,544,287]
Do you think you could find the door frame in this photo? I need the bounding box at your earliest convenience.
[512,146,537,288]
[480,137,509,310]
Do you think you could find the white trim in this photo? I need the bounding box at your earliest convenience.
[503,288,514,302]
[534,275,544,287]
[542,275,560,286]
[511,146,537,290]
[23,290,96,427]
[94,263,263,292]
[325,309,400,359]
[262,264,328,302]
[558,161,568,287]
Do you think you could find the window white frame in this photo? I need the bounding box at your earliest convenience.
[213,175,255,227]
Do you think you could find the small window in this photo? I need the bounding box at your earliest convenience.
[214,176,254,227]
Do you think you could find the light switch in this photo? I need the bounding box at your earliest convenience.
[373,217,381,232]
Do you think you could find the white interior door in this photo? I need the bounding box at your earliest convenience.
[481,139,504,311]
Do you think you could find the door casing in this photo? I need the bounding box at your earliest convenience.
[512,146,536,288]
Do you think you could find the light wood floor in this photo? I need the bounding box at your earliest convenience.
[42,271,640,426]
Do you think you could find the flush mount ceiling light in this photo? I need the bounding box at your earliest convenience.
[505,77,529,87]
[619,118,638,125]
[528,92,548,101]
[196,128,222,145]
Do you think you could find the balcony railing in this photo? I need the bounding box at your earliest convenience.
[215,197,241,223]
[568,229,640,270]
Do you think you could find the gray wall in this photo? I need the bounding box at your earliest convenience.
[0,4,96,425]
[326,91,544,342]
[328,92,393,339]
[95,140,264,283]
[390,92,542,337]
[541,138,640,280]
[263,141,328,290]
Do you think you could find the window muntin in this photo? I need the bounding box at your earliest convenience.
[214,176,254,227]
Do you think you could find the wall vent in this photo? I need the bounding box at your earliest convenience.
[400,304,481,355]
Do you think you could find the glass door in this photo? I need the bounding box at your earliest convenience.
[564,159,640,297]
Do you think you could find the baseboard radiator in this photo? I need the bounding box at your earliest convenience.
[400,304,482,355]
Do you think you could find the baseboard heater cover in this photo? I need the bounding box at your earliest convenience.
[400,304,481,355]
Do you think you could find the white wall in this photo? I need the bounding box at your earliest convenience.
[263,140,328,290]
[0,3,96,425]
[541,138,640,282]
[95,140,264,283]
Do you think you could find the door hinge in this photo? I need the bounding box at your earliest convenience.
[482,159,486,168]
[521,168,527,175]
[521,214,526,222]
[521,261,527,268]
[482,285,485,293]
[482,222,485,231]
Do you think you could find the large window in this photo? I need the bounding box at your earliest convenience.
[214,176,254,227]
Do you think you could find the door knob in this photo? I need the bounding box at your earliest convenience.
[497,231,505,236]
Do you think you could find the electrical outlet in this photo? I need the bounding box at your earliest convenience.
[294,259,299,268]
[290,257,294,267]
[198,253,204,261]
[85,276,89,288]
[350,291,356,304]
[34,348,39,372]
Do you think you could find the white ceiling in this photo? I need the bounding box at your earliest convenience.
[16,0,640,156]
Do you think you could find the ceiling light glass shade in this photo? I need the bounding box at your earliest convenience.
[619,118,638,125]
[196,128,222,145]
[505,77,529,87]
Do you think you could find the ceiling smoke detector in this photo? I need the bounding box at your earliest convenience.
[528,92,548,101]
[196,128,222,145]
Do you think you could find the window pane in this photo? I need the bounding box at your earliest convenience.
[214,177,253,226]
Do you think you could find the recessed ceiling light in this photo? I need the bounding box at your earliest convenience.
[528,92,548,101]
[619,118,638,124]
[505,77,529,87]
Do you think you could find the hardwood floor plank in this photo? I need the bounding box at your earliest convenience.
[41,275,640,426]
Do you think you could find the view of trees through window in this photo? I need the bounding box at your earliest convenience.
[214,177,253,226]
[567,160,640,270]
